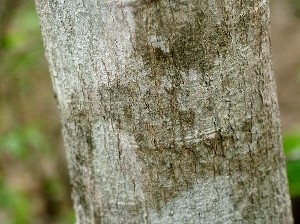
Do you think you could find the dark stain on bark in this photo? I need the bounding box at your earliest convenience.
[96,76,223,211]
[135,144,200,209]
[63,91,100,221]
[242,118,253,143]
[133,2,231,73]
[54,0,291,221]
[66,0,277,216]
[84,0,235,212]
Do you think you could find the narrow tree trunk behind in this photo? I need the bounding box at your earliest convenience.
[35,0,293,223]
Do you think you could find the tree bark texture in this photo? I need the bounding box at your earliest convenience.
[35,0,293,223]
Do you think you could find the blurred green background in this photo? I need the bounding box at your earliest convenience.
[0,0,300,223]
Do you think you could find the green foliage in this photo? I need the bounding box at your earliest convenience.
[55,210,76,224]
[283,132,300,197]
[0,125,50,158]
[0,1,75,223]
[4,2,40,50]
[0,125,74,224]
[1,1,45,75]
[291,0,300,17]
[0,179,32,224]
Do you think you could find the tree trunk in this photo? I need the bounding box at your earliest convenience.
[35,0,293,223]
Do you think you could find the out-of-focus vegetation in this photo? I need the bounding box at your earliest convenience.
[291,0,300,17]
[0,1,74,223]
[284,132,300,197]
[0,0,299,223]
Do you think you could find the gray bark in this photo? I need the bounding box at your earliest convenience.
[35,0,293,223]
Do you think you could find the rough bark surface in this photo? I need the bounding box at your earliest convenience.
[35,0,293,223]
